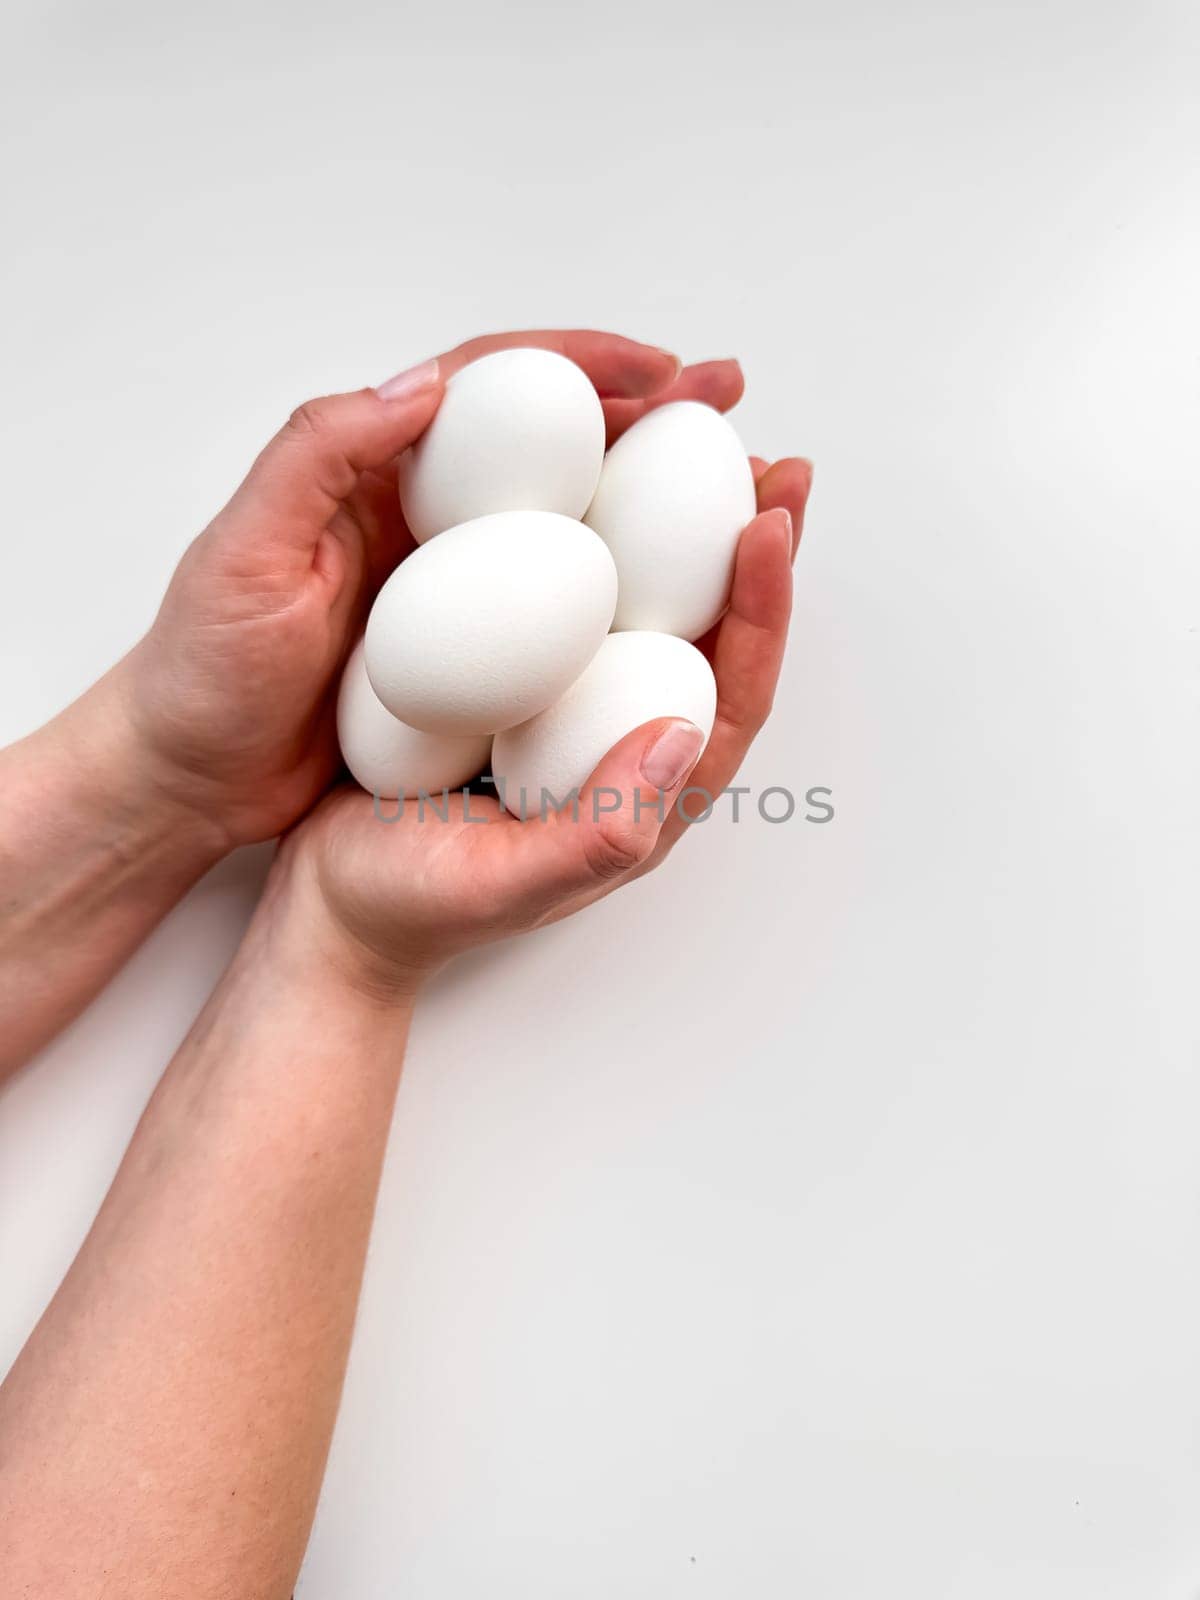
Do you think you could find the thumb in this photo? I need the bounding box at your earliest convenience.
[514,717,708,906]
[226,360,443,550]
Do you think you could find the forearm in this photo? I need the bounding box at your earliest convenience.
[0,855,412,1599]
[0,664,227,1075]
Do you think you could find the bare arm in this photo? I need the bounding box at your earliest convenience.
[0,860,412,1599]
[0,672,227,1075]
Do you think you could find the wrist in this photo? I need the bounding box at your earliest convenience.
[7,666,230,880]
[0,665,234,1073]
[101,653,239,860]
[80,663,233,869]
[247,838,428,1017]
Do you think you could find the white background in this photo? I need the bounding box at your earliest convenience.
[2,2,1198,1594]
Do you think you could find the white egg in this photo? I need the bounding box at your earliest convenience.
[337,640,491,799]
[364,510,618,736]
[399,348,606,544]
[584,400,756,640]
[491,631,717,815]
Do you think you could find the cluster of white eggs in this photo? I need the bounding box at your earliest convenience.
[337,347,757,812]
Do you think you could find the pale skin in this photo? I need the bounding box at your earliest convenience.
[0,328,812,1597]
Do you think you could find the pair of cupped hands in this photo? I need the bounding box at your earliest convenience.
[119,328,812,998]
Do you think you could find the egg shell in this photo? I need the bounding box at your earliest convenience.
[491,631,717,816]
[364,510,618,736]
[584,400,757,640]
[337,639,491,799]
[399,348,606,544]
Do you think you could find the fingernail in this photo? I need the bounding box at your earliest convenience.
[768,507,793,550]
[640,720,705,791]
[656,347,683,379]
[375,358,439,401]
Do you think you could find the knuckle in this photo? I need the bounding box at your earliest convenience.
[584,818,652,882]
[279,398,356,502]
[285,398,333,442]
[718,700,766,745]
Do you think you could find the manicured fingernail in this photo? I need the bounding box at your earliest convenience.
[640,720,705,791]
[375,358,439,401]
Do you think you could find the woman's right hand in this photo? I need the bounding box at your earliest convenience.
[267,458,812,1002]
